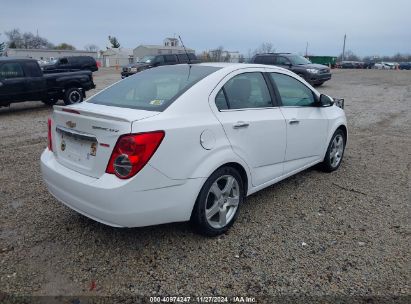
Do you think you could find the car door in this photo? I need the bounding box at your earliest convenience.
[22,61,47,100]
[0,62,26,103]
[211,69,287,186]
[268,72,328,174]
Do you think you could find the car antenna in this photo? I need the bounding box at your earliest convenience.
[178,35,192,65]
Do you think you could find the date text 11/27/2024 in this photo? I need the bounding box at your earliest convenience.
[149,296,257,303]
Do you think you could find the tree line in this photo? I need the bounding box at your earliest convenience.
[0,28,100,53]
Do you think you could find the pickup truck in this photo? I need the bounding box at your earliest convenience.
[0,57,96,107]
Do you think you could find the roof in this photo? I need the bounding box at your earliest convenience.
[255,52,293,56]
[198,62,288,72]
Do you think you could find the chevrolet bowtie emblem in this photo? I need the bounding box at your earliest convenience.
[66,121,76,128]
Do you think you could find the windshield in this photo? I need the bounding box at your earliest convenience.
[138,56,155,63]
[288,55,311,65]
[88,65,221,111]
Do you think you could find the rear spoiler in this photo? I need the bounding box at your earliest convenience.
[53,105,131,122]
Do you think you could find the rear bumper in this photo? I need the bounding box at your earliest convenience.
[40,149,205,227]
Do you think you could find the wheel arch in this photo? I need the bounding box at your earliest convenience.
[64,81,82,90]
[322,120,348,160]
[188,150,252,197]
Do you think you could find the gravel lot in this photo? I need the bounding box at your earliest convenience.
[0,68,410,302]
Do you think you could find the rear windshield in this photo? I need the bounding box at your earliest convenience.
[88,65,220,111]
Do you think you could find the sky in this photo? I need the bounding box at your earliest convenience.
[1,0,410,57]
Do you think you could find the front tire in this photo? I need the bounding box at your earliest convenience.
[63,87,83,105]
[191,166,244,236]
[320,129,346,172]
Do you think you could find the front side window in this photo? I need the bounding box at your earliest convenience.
[138,56,155,63]
[89,65,220,111]
[270,73,315,107]
[59,58,68,65]
[215,72,272,110]
[0,63,24,79]
[275,56,290,65]
[287,55,311,65]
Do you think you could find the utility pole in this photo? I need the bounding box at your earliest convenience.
[305,42,308,57]
[342,34,346,61]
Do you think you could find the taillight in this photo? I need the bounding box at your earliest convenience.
[106,131,165,179]
[47,118,53,151]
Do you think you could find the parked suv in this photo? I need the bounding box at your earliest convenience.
[121,53,199,78]
[42,56,98,73]
[251,53,331,86]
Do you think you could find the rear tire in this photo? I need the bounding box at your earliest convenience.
[191,166,244,236]
[320,129,346,172]
[63,87,83,105]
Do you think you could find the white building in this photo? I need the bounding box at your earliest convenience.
[133,38,195,62]
[102,48,134,67]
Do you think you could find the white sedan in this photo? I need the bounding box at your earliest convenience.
[41,63,347,236]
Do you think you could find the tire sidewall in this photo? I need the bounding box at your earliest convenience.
[192,166,244,236]
[64,88,83,105]
[323,129,346,172]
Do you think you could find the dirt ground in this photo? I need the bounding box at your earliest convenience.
[0,68,410,302]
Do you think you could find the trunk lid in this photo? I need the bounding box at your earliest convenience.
[52,103,159,178]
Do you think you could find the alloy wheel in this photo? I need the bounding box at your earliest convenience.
[330,134,344,168]
[205,175,240,229]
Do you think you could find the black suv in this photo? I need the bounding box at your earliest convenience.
[121,53,199,78]
[42,56,98,73]
[251,53,331,86]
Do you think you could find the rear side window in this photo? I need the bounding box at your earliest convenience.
[0,63,24,79]
[177,54,189,63]
[215,72,272,110]
[215,89,229,110]
[24,62,42,77]
[270,73,315,107]
[164,55,177,63]
[254,56,275,65]
[89,65,221,111]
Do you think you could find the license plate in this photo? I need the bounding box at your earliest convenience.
[56,127,98,163]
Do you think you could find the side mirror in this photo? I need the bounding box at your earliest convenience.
[0,81,3,87]
[319,94,334,107]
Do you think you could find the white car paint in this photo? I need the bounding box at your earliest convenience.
[41,63,347,228]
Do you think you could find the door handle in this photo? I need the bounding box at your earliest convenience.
[233,121,250,129]
[289,118,300,125]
